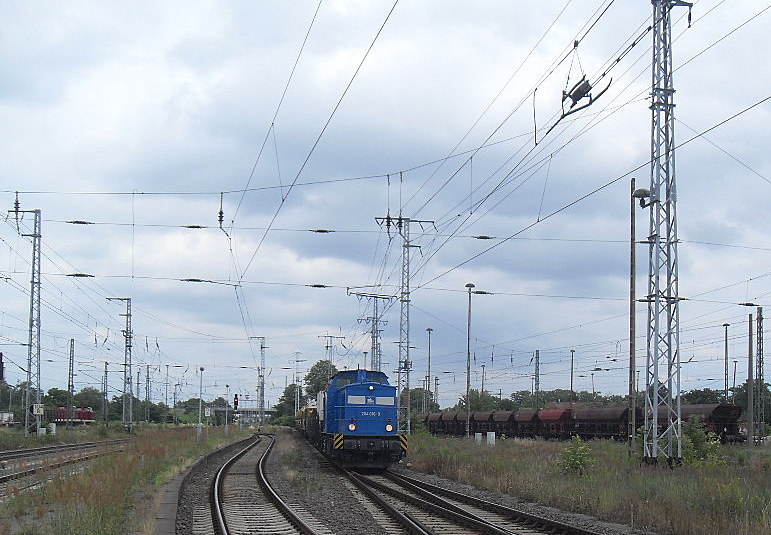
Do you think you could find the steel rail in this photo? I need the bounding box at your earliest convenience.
[211,435,261,535]
[0,446,126,484]
[0,438,130,462]
[254,434,322,535]
[340,469,434,535]
[388,471,606,535]
[357,473,512,535]
[212,434,323,535]
[0,442,97,461]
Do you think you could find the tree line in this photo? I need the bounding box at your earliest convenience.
[3,358,768,427]
[269,359,771,426]
[0,381,231,426]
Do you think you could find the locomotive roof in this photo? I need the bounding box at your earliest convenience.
[328,369,391,387]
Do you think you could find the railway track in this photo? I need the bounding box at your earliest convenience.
[0,439,129,493]
[346,469,606,535]
[193,434,332,535]
[181,430,617,535]
[0,439,128,463]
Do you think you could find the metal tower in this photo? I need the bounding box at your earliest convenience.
[67,339,75,426]
[399,218,412,434]
[351,291,392,371]
[643,0,691,464]
[257,336,266,427]
[376,215,432,434]
[108,297,133,428]
[534,350,540,410]
[320,334,344,381]
[371,298,382,371]
[103,362,109,426]
[12,207,42,436]
[755,308,764,444]
[145,364,151,421]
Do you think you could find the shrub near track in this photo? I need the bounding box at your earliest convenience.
[406,433,771,535]
[0,426,252,535]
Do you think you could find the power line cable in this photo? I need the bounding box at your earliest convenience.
[229,0,325,228]
[413,93,771,290]
[239,0,400,280]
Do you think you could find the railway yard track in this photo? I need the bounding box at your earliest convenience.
[347,470,606,535]
[181,434,333,535]
[0,439,129,494]
[176,430,637,535]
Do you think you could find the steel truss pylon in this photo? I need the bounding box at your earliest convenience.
[375,215,432,435]
[398,217,412,435]
[20,209,42,436]
[258,336,266,428]
[109,297,133,427]
[371,297,382,371]
[755,308,764,444]
[352,291,392,372]
[643,0,691,464]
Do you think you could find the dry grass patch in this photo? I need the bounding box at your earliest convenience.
[406,433,771,535]
[0,426,252,535]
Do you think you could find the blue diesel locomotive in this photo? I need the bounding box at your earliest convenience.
[297,369,406,469]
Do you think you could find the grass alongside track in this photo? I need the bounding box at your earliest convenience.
[0,425,114,451]
[0,425,253,535]
[405,433,771,535]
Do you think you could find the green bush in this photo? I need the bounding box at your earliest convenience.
[558,435,594,475]
[682,419,725,465]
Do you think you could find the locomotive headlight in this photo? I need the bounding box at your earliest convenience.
[385,423,394,432]
[369,385,375,390]
[348,423,357,431]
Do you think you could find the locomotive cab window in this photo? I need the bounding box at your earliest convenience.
[365,372,388,384]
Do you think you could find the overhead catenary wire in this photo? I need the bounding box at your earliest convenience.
[0,3,767,404]
[402,1,754,288]
[413,92,771,290]
[239,0,400,281]
[229,0,325,229]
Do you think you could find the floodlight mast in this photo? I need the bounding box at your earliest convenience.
[643,0,691,465]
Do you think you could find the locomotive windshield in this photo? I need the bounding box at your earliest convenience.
[365,371,389,384]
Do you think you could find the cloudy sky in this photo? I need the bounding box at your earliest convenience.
[1,0,769,411]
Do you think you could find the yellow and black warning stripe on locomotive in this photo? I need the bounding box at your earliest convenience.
[399,434,408,451]
[333,433,344,449]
